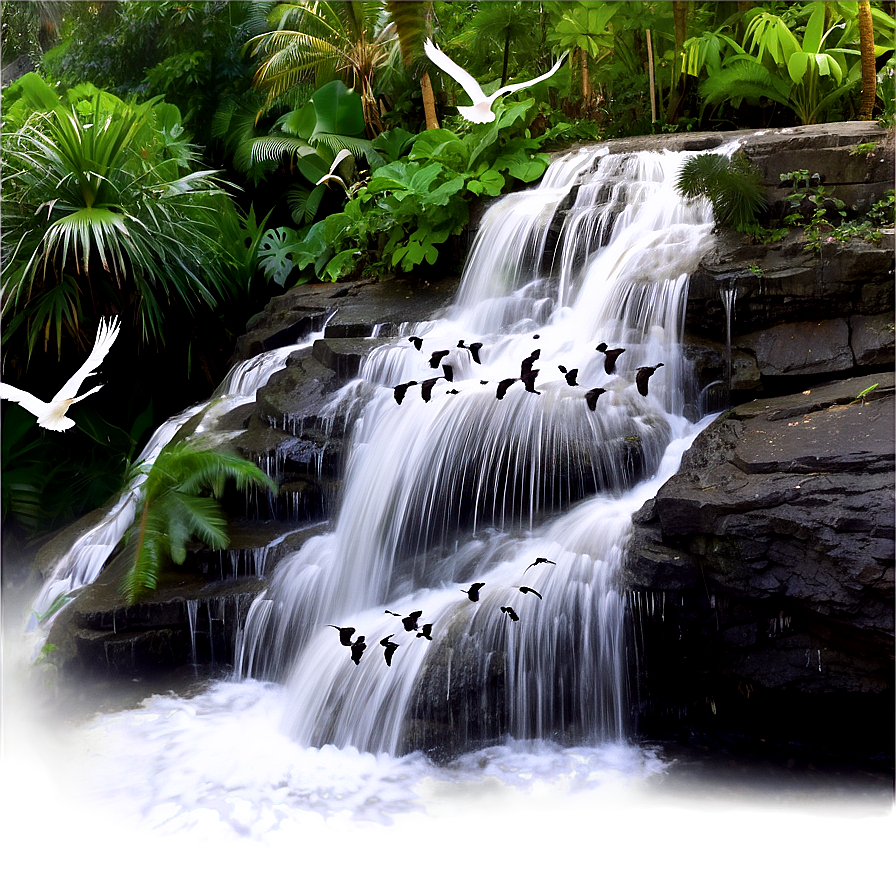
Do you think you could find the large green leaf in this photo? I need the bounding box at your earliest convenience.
[306,80,366,139]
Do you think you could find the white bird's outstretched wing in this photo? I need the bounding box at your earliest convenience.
[492,52,569,100]
[423,39,488,104]
[0,382,48,419]
[53,316,121,403]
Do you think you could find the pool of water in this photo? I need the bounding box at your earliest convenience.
[3,658,892,895]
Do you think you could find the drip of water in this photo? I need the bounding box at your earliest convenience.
[186,599,199,666]
[721,279,738,392]
[241,144,720,755]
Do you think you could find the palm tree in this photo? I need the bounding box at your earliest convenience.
[857,0,876,120]
[1,75,234,363]
[120,441,276,603]
[246,1,396,137]
[384,0,438,129]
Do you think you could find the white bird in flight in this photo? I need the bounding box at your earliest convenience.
[0,316,121,431]
[423,38,568,123]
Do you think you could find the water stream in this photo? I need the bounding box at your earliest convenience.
[5,142,892,888]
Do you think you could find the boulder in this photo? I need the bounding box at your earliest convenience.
[624,373,895,761]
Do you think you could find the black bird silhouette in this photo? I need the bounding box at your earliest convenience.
[393,381,418,405]
[558,365,579,386]
[429,349,450,368]
[635,363,664,396]
[462,582,485,602]
[520,369,540,394]
[496,378,517,400]
[350,635,367,664]
[585,387,606,411]
[524,557,556,573]
[500,605,520,621]
[420,377,441,402]
[380,635,400,667]
[408,336,424,351]
[327,625,356,646]
[595,342,626,374]
[520,349,541,378]
[441,363,454,382]
[517,586,543,600]
[401,610,424,631]
[416,623,434,640]
[458,341,483,364]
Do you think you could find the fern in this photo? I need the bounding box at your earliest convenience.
[120,442,276,604]
[676,152,767,233]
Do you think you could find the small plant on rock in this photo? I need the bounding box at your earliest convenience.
[120,442,276,604]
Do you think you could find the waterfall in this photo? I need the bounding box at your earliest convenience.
[242,145,718,756]
[27,334,325,633]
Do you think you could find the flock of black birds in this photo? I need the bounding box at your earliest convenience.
[328,557,556,667]
[391,335,665,408]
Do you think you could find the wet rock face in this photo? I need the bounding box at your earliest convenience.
[681,122,894,404]
[624,374,895,761]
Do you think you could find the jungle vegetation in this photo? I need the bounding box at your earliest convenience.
[2,0,894,541]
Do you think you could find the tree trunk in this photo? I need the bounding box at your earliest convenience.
[646,29,657,123]
[421,72,440,129]
[580,47,592,111]
[857,0,876,120]
[665,0,690,124]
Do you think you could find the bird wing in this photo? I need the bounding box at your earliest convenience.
[53,317,120,402]
[490,53,569,100]
[424,39,488,104]
[0,382,48,419]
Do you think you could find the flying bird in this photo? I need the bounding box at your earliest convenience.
[520,349,541,378]
[380,635,400,667]
[496,378,517,400]
[423,39,568,124]
[520,369,540,394]
[458,341,483,364]
[420,377,441,402]
[416,623,434,641]
[585,387,606,411]
[327,625,356,647]
[517,586,543,600]
[393,381,418,405]
[429,349,450,368]
[385,609,424,632]
[462,582,485,602]
[350,636,367,665]
[0,317,120,431]
[595,343,626,374]
[500,606,520,622]
[558,366,579,386]
[635,363,665,396]
[408,336,424,351]
[524,558,556,573]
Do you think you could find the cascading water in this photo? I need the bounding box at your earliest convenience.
[240,145,717,756]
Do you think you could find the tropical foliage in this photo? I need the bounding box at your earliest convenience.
[258,97,555,284]
[1,73,237,362]
[2,0,895,537]
[120,441,276,603]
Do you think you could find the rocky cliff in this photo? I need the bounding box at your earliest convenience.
[40,123,894,763]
